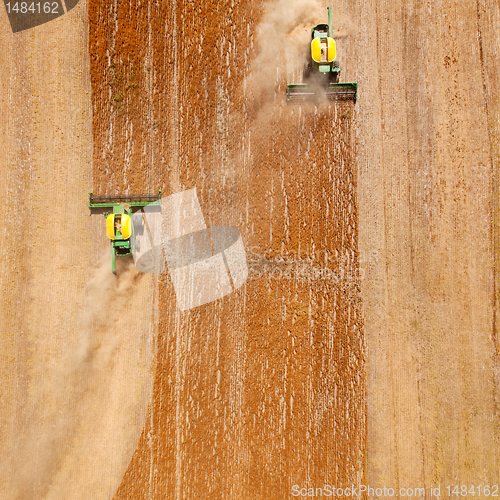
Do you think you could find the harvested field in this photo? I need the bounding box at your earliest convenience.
[1,0,500,499]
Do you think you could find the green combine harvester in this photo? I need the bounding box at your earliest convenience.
[286,7,357,103]
[89,190,161,274]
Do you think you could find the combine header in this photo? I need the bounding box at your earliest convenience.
[286,7,357,103]
[89,190,161,274]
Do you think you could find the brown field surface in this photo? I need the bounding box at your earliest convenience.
[1,0,499,499]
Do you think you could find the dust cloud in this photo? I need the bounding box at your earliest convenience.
[10,256,148,499]
[246,0,323,102]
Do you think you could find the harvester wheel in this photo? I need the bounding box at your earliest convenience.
[303,62,312,79]
[329,71,340,83]
[132,212,144,236]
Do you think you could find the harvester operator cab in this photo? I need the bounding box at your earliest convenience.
[311,24,336,65]
[311,36,336,64]
[106,210,132,242]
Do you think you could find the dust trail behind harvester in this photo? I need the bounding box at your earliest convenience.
[247,0,322,103]
[10,256,155,500]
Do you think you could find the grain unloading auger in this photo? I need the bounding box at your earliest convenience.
[286,7,357,103]
[89,190,161,274]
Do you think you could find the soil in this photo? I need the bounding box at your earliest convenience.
[2,0,500,498]
[346,0,500,489]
